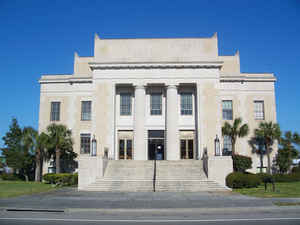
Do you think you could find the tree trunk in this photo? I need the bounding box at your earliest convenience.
[266,143,271,174]
[260,151,264,173]
[232,138,236,156]
[35,160,41,182]
[35,149,41,182]
[56,147,60,174]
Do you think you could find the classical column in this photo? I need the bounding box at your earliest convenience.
[133,85,146,160]
[166,85,179,160]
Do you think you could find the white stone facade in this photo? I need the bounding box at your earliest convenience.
[39,33,277,174]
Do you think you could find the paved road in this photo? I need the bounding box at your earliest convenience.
[1,187,299,210]
[1,209,300,225]
[0,188,300,225]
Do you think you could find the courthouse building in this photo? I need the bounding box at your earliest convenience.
[39,33,277,189]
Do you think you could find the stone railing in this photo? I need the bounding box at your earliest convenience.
[207,156,233,187]
[202,150,208,178]
[202,148,233,187]
[78,156,108,190]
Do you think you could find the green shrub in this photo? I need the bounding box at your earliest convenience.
[226,172,261,188]
[291,166,300,174]
[0,173,22,181]
[232,154,252,172]
[257,173,274,183]
[71,173,78,185]
[43,173,77,186]
[273,172,300,183]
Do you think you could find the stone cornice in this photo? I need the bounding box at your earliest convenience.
[39,76,92,84]
[220,74,276,82]
[89,61,223,70]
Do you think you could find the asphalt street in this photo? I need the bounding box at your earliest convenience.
[0,188,300,225]
[1,209,300,225]
[1,187,300,209]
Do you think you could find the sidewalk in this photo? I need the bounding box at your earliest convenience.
[0,187,299,211]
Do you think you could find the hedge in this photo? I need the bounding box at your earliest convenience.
[232,154,252,172]
[0,173,22,181]
[43,173,78,186]
[272,172,300,183]
[291,166,300,174]
[226,172,261,188]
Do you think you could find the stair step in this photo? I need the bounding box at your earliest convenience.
[83,160,226,192]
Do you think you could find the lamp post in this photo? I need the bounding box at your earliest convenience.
[214,135,220,156]
[91,135,97,156]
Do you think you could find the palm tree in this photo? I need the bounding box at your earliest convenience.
[222,117,249,156]
[22,127,49,181]
[46,124,73,174]
[255,122,281,174]
[249,136,266,173]
[35,132,49,181]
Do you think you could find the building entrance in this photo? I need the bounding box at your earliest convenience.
[148,130,165,160]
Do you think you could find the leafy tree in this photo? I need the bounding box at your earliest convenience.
[222,117,249,156]
[276,131,299,173]
[46,124,74,173]
[1,118,35,181]
[255,122,281,174]
[293,132,300,147]
[249,136,266,173]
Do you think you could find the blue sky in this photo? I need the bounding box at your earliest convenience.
[0,0,299,147]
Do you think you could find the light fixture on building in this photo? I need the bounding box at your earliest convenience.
[91,135,97,156]
[214,135,220,156]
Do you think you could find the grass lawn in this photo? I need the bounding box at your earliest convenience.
[0,181,57,198]
[234,182,300,198]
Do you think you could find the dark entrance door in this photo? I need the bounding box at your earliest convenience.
[148,130,165,160]
[148,139,164,160]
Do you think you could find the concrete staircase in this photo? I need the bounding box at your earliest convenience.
[155,160,225,192]
[84,160,227,192]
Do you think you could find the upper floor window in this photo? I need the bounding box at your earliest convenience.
[120,93,132,115]
[80,133,91,154]
[81,101,91,121]
[150,93,162,115]
[222,100,233,120]
[254,101,264,120]
[50,102,60,121]
[181,93,193,115]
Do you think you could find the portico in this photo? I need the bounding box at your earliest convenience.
[116,82,198,161]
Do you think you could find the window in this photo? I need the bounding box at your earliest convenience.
[181,93,193,115]
[222,100,233,120]
[150,93,162,115]
[80,134,91,154]
[120,93,132,115]
[223,135,232,156]
[81,101,91,121]
[50,102,60,121]
[254,101,264,120]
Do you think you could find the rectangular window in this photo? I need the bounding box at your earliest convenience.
[80,134,91,154]
[223,135,232,156]
[120,93,132,115]
[254,101,264,120]
[150,93,162,115]
[181,93,193,115]
[81,101,92,121]
[222,100,233,120]
[50,102,60,121]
